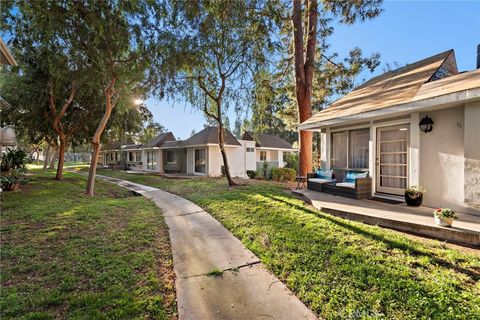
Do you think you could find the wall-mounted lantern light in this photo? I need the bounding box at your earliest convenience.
[419,115,434,133]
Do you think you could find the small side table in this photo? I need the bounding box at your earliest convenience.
[296,176,307,190]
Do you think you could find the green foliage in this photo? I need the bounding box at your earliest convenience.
[405,185,426,197]
[261,161,270,179]
[1,169,176,318]
[271,167,296,182]
[79,168,480,320]
[1,148,28,172]
[283,153,299,170]
[206,268,224,277]
[0,168,28,190]
[433,208,457,219]
[246,170,258,179]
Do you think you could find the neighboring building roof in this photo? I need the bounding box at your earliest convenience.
[123,144,143,150]
[144,132,176,148]
[300,50,471,129]
[103,139,134,150]
[242,131,293,149]
[0,39,17,66]
[181,127,241,147]
[0,126,16,146]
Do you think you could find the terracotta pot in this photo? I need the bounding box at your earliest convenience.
[405,193,423,206]
[434,215,453,227]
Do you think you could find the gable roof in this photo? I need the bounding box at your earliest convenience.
[242,131,293,149]
[300,50,461,129]
[103,139,134,150]
[144,132,176,148]
[182,127,241,147]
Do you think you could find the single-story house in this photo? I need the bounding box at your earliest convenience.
[299,49,480,214]
[242,131,296,171]
[100,127,296,178]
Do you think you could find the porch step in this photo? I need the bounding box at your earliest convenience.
[292,190,480,247]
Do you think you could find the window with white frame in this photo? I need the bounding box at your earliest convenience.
[260,151,267,161]
[128,151,134,162]
[331,128,369,169]
[246,147,254,152]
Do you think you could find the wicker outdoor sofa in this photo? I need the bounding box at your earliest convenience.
[307,169,372,200]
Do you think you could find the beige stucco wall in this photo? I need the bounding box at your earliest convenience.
[464,102,480,211]
[207,145,249,178]
[419,106,467,212]
[208,146,223,177]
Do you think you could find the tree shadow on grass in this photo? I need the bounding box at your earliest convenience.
[264,194,480,282]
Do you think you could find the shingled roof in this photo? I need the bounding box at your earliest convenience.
[102,139,135,151]
[182,127,240,146]
[300,50,463,129]
[242,131,293,149]
[144,132,176,148]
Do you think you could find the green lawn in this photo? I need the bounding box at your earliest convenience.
[82,168,480,320]
[1,169,176,319]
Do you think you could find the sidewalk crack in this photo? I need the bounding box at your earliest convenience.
[179,260,261,279]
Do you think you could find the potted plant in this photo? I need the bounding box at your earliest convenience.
[404,185,426,206]
[433,208,456,227]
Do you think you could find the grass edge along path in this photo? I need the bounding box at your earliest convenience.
[1,169,177,319]
[80,168,480,320]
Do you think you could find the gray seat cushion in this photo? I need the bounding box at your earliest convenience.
[336,182,355,189]
[309,178,333,184]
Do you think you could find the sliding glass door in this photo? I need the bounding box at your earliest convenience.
[194,149,206,174]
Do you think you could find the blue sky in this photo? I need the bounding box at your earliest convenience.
[148,0,480,140]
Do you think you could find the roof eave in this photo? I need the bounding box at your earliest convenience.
[299,87,480,130]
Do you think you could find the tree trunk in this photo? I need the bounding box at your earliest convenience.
[56,133,66,180]
[216,86,236,186]
[48,81,77,180]
[43,143,50,171]
[218,125,235,186]
[86,77,116,196]
[49,146,57,169]
[293,0,317,176]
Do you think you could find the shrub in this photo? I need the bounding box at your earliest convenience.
[1,148,28,172]
[246,170,257,179]
[284,153,299,170]
[260,161,270,179]
[272,167,297,182]
[1,168,28,191]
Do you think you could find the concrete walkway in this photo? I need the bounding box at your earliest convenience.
[85,173,317,320]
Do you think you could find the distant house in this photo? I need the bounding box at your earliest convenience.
[299,49,480,214]
[242,131,296,171]
[99,127,296,178]
[1,39,18,153]
[0,126,17,153]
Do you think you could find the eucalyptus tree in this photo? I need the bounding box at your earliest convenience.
[291,0,383,175]
[1,1,87,180]
[56,1,164,195]
[170,0,282,186]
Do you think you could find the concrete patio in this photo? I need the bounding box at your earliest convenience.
[293,189,480,247]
